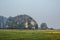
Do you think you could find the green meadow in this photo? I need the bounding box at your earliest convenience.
[0,30,60,40]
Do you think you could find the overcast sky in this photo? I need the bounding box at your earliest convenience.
[0,0,60,29]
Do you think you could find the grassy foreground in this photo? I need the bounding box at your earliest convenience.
[0,30,60,40]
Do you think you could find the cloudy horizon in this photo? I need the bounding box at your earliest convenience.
[0,0,60,29]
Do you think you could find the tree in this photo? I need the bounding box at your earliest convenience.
[40,23,48,30]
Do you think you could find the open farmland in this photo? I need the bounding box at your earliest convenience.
[0,30,60,40]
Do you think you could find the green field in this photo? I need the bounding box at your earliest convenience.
[0,30,60,40]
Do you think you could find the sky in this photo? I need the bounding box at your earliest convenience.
[0,0,60,29]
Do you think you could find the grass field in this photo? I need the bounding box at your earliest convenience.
[0,29,60,40]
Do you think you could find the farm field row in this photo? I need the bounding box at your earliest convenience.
[0,30,60,40]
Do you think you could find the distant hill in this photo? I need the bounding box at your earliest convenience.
[0,16,7,28]
[6,14,38,29]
